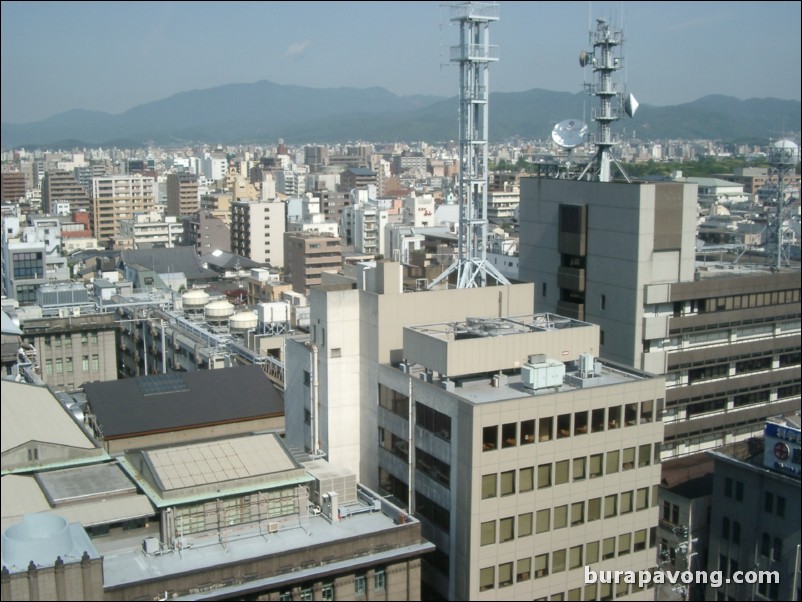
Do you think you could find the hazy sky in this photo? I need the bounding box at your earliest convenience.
[2,1,800,124]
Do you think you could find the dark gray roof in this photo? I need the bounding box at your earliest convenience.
[345,168,376,176]
[120,247,216,282]
[83,365,283,439]
[200,251,262,271]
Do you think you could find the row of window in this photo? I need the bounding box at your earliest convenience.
[481,445,657,499]
[277,569,386,601]
[481,488,655,546]
[44,355,101,374]
[44,332,99,346]
[482,401,656,451]
[479,527,656,591]
[700,288,800,314]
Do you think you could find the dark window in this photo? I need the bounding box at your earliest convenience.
[415,402,451,441]
[483,425,498,451]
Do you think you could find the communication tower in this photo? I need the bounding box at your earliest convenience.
[767,139,799,269]
[430,2,509,289]
[577,18,638,183]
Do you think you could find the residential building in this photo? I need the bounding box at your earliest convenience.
[41,170,91,214]
[283,231,343,294]
[1,171,26,204]
[19,312,118,390]
[116,211,183,249]
[184,212,231,254]
[90,175,157,243]
[704,414,800,601]
[165,172,199,217]
[340,167,377,192]
[230,199,286,268]
[518,177,801,458]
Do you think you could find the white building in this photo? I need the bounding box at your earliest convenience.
[230,199,286,268]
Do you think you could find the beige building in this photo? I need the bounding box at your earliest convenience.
[20,312,118,390]
[42,170,91,214]
[283,231,343,294]
[230,198,286,268]
[90,175,156,243]
[165,172,199,217]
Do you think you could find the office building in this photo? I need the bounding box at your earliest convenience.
[518,178,801,458]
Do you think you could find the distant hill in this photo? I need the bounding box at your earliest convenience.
[2,80,799,148]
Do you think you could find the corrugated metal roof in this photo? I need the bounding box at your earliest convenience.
[1,380,97,453]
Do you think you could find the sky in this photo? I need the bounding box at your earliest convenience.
[1,1,800,124]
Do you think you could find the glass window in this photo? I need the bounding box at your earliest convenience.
[519,467,534,492]
[554,505,568,529]
[480,566,495,591]
[482,474,497,499]
[634,529,647,552]
[636,487,649,510]
[641,400,654,423]
[517,557,531,582]
[573,456,586,481]
[483,425,498,451]
[534,554,549,578]
[568,588,582,601]
[82,356,89,371]
[539,416,553,441]
[574,411,588,435]
[621,490,633,514]
[625,402,638,426]
[538,463,551,488]
[569,545,583,569]
[602,537,616,560]
[616,581,629,598]
[374,569,385,591]
[500,470,515,495]
[586,540,600,563]
[355,575,367,595]
[502,422,517,448]
[552,549,566,573]
[589,453,603,478]
[638,444,651,467]
[604,494,617,518]
[608,405,621,429]
[606,449,619,474]
[588,497,601,521]
[619,532,631,556]
[499,517,514,542]
[521,419,535,444]
[536,509,550,533]
[519,512,533,537]
[571,501,584,525]
[322,583,334,601]
[557,413,571,438]
[592,408,605,432]
[555,460,569,485]
[498,562,513,588]
[622,446,635,470]
[481,520,496,546]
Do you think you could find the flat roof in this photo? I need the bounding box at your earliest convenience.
[36,462,137,505]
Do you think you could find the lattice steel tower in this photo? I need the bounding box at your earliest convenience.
[767,139,799,269]
[430,2,509,289]
[577,18,637,183]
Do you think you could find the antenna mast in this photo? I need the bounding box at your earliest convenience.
[577,17,637,183]
[429,1,509,289]
[767,139,799,269]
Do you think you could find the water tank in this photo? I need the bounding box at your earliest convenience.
[770,139,799,166]
[521,357,565,390]
[230,310,258,333]
[258,302,290,324]
[182,289,209,310]
[204,300,235,323]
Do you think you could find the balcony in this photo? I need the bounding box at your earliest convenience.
[557,266,585,292]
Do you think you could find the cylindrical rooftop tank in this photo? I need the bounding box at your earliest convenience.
[182,289,210,310]
[230,310,258,333]
[204,299,235,322]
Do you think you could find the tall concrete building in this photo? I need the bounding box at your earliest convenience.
[165,172,199,217]
[230,199,286,268]
[518,178,801,458]
[1,171,26,204]
[283,231,342,294]
[90,175,157,243]
[285,263,663,600]
[41,170,91,214]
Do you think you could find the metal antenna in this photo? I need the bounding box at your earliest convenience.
[767,139,799,269]
[429,2,510,289]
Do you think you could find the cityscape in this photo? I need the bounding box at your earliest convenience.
[1,2,800,601]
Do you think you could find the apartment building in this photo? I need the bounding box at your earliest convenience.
[230,199,286,268]
[165,172,199,217]
[42,170,91,213]
[283,231,342,294]
[90,175,157,243]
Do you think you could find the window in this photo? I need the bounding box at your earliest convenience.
[608,406,621,429]
[521,419,535,444]
[479,566,495,591]
[585,584,598,601]
[735,481,744,501]
[355,575,367,595]
[552,549,566,573]
[380,385,409,418]
[634,529,647,552]
[554,505,568,529]
[55,359,63,374]
[519,467,534,492]
[761,532,771,557]
[776,496,786,518]
[517,557,531,582]
[574,411,588,435]
[498,562,513,587]
[557,413,571,438]
[625,402,638,426]
[483,425,498,451]
[539,416,553,441]
[569,545,583,569]
[641,400,654,423]
[573,457,586,481]
[568,588,582,601]
[733,521,741,545]
[619,532,631,556]
[555,460,569,485]
[601,294,607,310]
[502,422,517,448]
[82,356,89,371]
[620,490,633,514]
[92,354,99,370]
[322,583,335,601]
[604,494,617,518]
[481,521,496,545]
[773,537,782,561]
[65,357,73,373]
[722,517,730,540]
[592,408,605,433]
[588,497,601,521]
[602,537,616,560]
[606,449,619,474]
[519,512,533,537]
[586,540,600,563]
[500,517,514,542]
[482,474,497,499]
[416,402,451,440]
[571,501,584,525]
[622,446,636,470]
[639,444,651,467]
[534,554,549,578]
[635,487,649,511]
[538,463,552,488]
[500,470,515,496]
[764,491,774,512]
[589,453,603,478]
[725,477,733,498]
[536,509,550,533]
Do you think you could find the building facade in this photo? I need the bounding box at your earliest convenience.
[165,172,199,217]
[230,199,286,268]
[90,175,157,243]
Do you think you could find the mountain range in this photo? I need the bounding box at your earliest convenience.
[2,80,799,149]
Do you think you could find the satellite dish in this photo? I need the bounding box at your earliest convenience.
[579,50,590,67]
[624,93,639,117]
[552,119,588,149]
